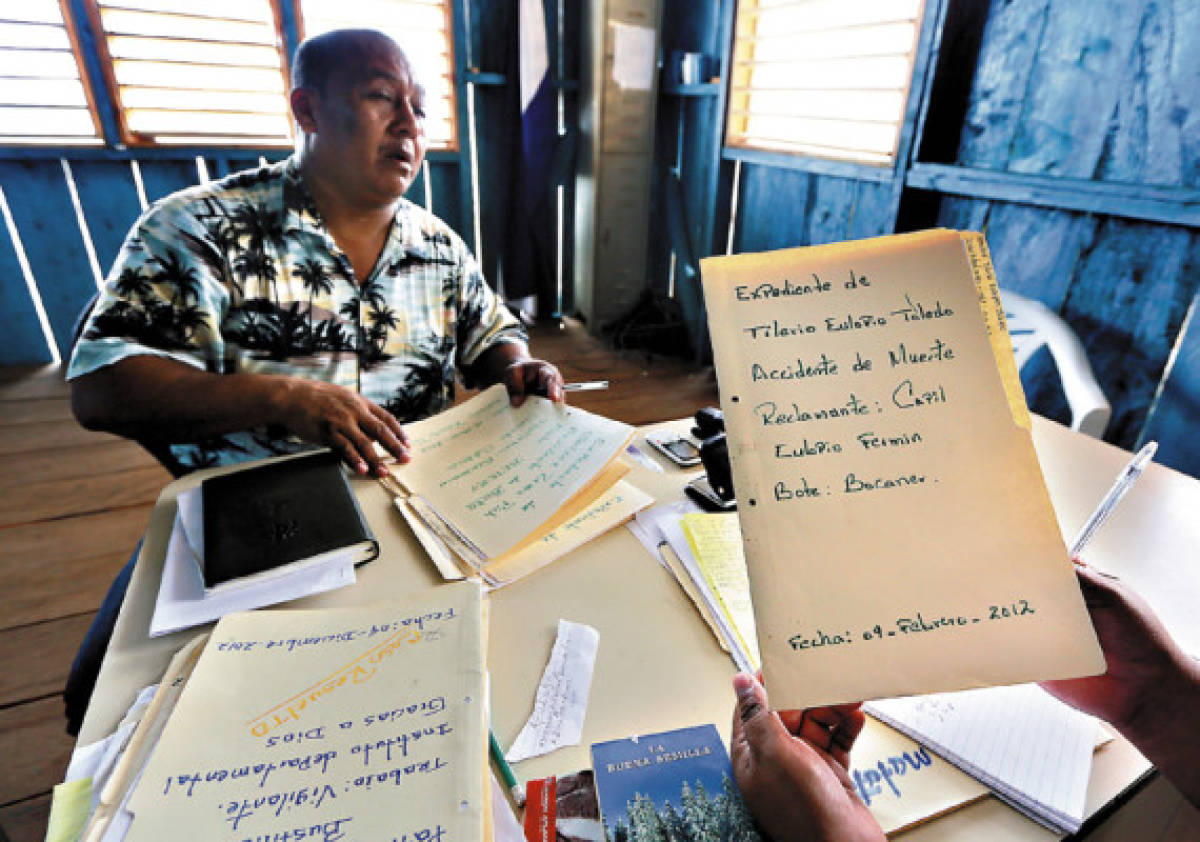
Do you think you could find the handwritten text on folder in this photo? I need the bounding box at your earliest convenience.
[700,230,1102,708]
[396,385,633,559]
[125,582,486,841]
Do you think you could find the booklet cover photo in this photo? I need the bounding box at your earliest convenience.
[591,724,761,842]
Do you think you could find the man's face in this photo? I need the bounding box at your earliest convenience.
[303,42,428,207]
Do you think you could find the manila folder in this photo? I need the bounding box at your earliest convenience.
[125,580,486,841]
[699,229,1104,709]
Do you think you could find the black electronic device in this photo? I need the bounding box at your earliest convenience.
[683,431,736,511]
[699,433,735,502]
[685,476,737,512]
[691,407,725,440]
[645,430,702,467]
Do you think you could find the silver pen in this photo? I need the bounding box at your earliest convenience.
[1069,440,1157,558]
[563,380,609,392]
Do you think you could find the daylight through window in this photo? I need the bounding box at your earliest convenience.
[0,1,102,145]
[726,0,925,167]
[84,0,292,147]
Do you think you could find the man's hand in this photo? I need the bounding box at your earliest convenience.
[502,357,564,407]
[270,377,410,477]
[730,673,884,842]
[1039,563,1182,727]
[468,342,564,406]
[1039,562,1200,806]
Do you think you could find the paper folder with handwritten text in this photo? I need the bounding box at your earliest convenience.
[124,582,487,841]
[700,230,1104,709]
[388,384,644,585]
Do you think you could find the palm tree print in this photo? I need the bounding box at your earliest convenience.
[293,258,334,351]
[113,266,151,300]
[229,202,284,301]
[364,303,398,365]
[152,250,202,309]
[381,338,456,422]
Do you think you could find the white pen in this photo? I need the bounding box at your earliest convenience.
[564,380,609,392]
[1069,440,1157,558]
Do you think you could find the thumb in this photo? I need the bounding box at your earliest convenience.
[731,673,787,767]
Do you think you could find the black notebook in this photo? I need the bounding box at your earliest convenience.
[200,451,378,591]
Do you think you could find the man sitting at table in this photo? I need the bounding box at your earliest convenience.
[63,28,563,734]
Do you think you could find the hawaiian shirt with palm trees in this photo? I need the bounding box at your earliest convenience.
[67,156,526,473]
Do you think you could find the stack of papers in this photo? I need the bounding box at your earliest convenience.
[629,504,759,673]
[149,485,357,637]
[385,385,651,587]
[866,684,1100,833]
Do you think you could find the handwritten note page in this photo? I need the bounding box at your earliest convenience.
[700,230,1103,709]
[125,581,486,841]
[679,512,761,670]
[866,685,1098,832]
[506,620,600,764]
[395,385,634,559]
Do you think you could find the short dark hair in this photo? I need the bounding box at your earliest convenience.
[291,28,399,92]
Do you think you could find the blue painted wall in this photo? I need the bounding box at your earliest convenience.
[921,0,1200,470]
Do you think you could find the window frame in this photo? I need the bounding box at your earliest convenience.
[720,0,936,183]
[0,0,106,146]
[78,0,295,149]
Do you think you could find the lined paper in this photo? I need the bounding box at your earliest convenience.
[866,684,1097,833]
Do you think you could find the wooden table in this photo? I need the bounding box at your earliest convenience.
[79,415,1200,839]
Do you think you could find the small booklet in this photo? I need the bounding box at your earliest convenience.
[591,724,761,842]
[700,229,1104,709]
[201,450,378,592]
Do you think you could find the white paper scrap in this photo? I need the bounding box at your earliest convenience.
[627,501,702,567]
[612,22,655,90]
[506,620,600,763]
[176,486,204,559]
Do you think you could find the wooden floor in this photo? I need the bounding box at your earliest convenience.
[0,317,717,842]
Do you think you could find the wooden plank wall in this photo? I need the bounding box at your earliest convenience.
[673,0,1199,466]
[734,167,895,253]
[926,0,1200,453]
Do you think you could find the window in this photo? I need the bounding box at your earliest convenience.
[4,0,459,150]
[0,0,102,145]
[298,0,457,151]
[726,0,925,166]
[85,0,292,147]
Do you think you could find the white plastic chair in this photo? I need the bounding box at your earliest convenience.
[1001,288,1111,438]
